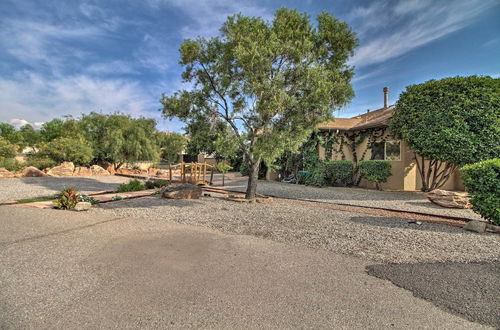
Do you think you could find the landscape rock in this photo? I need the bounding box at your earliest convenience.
[148,168,159,175]
[20,166,47,177]
[90,165,110,176]
[73,166,92,176]
[74,202,92,211]
[47,162,75,177]
[161,183,202,199]
[427,189,472,209]
[106,165,116,175]
[463,220,486,233]
[0,168,14,178]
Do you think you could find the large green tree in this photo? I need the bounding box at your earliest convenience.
[161,8,357,198]
[78,112,160,168]
[0,123,23,147]
[391,76,500,191]
[36,137,94,166]
[19,124,41,150]
[157,132,186,163]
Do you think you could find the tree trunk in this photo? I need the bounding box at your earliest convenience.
[414,154,458,191]
[222,173,225,186]
[245,158,261,199]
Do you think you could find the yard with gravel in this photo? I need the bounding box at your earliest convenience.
[1,176,499,328]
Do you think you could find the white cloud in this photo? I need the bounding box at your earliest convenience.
[151,0,272,38]
[0,72,154,125]
[349,0,498,67]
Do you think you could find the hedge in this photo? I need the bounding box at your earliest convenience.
[324,161,353,186]
[461,159,500,225]
[359,160,392,190]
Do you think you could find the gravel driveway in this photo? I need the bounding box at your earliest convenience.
[223,179,483,220]
[98,196,499,264]
[0,176,131,202]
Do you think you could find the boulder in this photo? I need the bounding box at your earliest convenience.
[73,166,92,176]
[90,165,110,176]
[156,169,170,178]
[74,202,92,211]
[20,166,47,177]
[47,162,75,177]
[463,220,486,233]
[161,183,202,199]
[427,189,472,209]
[106,165,116,175]
[148,168,159,175]
[0,168,14,178]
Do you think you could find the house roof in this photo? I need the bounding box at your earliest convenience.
[318,106,395,131]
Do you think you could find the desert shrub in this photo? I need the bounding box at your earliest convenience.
[53,187,80,209]
[359,160,392,190]
[305,164,326,187]
[79,194,100,205]
[461,159,500,225]
[145,178,170,189]
[116,179,146,192]
[0,158,23,172]
[26,156,57,170]
[324,161,353,186]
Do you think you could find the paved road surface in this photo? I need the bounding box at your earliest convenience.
[0,206,491,329]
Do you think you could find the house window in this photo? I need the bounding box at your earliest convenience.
[370,141,401,161]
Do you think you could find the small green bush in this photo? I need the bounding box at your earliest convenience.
[26,156,57,170]
[324,161,353,186]
[144,179,170,189]
[305,164,326,187]
[53,187,80,209]
[359,160,392,190]
[79,194,100,205]
[461,159,500,225]
[0,158,24,172]
[116,179,147,192]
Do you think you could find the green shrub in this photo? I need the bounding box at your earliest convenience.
[79,194,100,205]
[26,156,57,170]
[461,159,500,225]
[0,158,24,172]
[359,160,392,190]
[53,187,80,209]
[116,179,147,192]
[305,164,326,187]
[324,161,353,186]
[144,178,170,189]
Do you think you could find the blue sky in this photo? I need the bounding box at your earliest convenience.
[1,0,499,132]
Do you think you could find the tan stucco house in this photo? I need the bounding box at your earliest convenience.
[315,88,465,191]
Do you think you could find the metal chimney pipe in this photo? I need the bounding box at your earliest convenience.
[383,87,389,108]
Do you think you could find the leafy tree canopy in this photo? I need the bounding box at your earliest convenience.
[157,132,186,163]
[0,123,23,147]
[0,136,18,159]
[19,124,41,150]
[37,137,94,166]
[161,8,357,198]
[391,76,500,191]
[78,112,160,168]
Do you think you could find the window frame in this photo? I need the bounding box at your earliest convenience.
[384,140,401,161]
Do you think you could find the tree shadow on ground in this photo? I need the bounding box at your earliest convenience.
[366,261,500,328]
[349,215,467,234]
[17,177,130,193]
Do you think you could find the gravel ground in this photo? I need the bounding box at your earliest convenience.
[97,196,500,264]
[222,179,483,220]
[0,176,131,202]
[367,261,500,328]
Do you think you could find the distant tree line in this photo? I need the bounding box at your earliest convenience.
[0,112,187,171]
